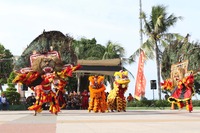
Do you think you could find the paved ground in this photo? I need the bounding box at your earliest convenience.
[0,109,200,133]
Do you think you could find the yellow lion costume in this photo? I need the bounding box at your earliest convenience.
[88,75,107,113]
[107,70,130,112]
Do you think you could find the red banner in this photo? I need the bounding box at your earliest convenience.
[134,50,146,100]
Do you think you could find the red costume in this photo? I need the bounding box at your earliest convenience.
[168,74,195,112]
[161,68,195,112]
[13,50,80,115]
[81,90,89,109]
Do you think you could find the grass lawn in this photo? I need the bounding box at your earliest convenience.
[126,106,200,110]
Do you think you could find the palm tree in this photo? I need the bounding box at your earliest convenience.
[161,35,200,95]
[102,40,125,60]
[130,5,182,100]
[102,40,135,86]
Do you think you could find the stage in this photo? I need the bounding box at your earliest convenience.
[0,109,200,133]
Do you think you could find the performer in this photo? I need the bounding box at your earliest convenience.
[107,70,130,112]
[161,67,195,112]
[81,89,89,109]
[13,50,80,115]
[127,93,134,103]
[88,75,107,113]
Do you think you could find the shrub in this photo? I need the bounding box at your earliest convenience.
[3,91,21,105]
[127,100,171,107]
[3,71,21,105]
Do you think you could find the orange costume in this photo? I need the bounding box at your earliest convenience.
[88,75,107,113]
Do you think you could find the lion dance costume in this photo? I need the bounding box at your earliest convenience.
[13,50,80,115]
[88,75,107,113]
[107,70,130,112]
[161,67,195,113]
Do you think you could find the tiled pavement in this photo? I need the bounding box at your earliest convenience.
[0,109,200,133]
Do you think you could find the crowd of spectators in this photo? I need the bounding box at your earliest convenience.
[1,90,135,110]
[65,90,89,110]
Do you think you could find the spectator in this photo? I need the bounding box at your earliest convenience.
[26,93,36,107]
[30,93,36,105]
[66,92,73,109]
[73,91,82,110]
[106,92,109,100]
[0,93,9,110]
[127,93,134,103]
[81,89,89,109]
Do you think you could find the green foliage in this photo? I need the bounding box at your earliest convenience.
[65,76,78,92]
[192,100,200,106]
[72,38,126,61]
[8,104,27,110]
[127,100,171,107]
[0,43,13,87]
[161,40,200,80]
[72,38,127,85]
[72,38,105,60]
[3,71,20,105]
[6,72,17,91]
[102,40,125,60]
[161,38,200,94]
[127,100,200,108]
[194,73,200,94]
[3,91,20,105]
[129,5,182,100]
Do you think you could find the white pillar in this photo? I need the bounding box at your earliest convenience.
[76,73,80,92]
[17,83,26,103]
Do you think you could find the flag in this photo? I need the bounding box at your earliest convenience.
[134,50,146,100]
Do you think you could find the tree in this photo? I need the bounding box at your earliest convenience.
[129,5,182,100]
[72,38,105,60]
[102,40,128,86]
[3,71,20,105]
[161,35,200,95]
[0,43,14,92]
[72,38,131,90]
[72,39,126,61]
[102,40,125,60]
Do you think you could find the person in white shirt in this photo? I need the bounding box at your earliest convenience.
[0,93,9,110]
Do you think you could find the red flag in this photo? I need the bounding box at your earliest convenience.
[134,50,146,100]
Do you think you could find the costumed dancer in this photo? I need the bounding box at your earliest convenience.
[88,75,107,113]
[13,50,80,115]
[161,68,195,112]
[107,70,130,112]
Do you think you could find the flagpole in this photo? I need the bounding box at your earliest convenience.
[139,0,143,47]
[134,0,146,100]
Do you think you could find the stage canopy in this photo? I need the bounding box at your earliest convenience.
[75,58,123,76]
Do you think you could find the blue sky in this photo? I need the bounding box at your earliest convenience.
[0,0,199,99]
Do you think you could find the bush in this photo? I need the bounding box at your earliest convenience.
[3,71,21,105]
[127,100,171,107]
[192,100,200,106]
[3,91,21,105]
[9,104,27,110]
